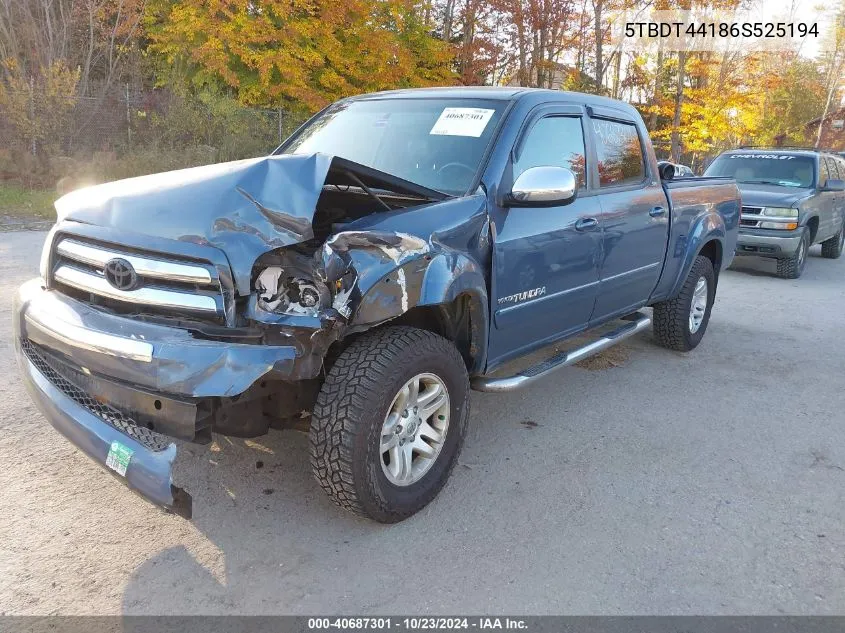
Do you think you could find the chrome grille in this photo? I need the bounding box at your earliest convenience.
[51,236,228,323]
[740,206,763,228]
[56,239,213,284]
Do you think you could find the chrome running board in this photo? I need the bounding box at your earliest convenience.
[471,312,652,393]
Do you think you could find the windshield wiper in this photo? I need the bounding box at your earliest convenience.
[341,169,393,212]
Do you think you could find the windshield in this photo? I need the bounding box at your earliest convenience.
[279,98,507,195]
[704,154,815,188]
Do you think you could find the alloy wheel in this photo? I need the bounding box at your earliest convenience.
[689,276,708,334]
[380,373,450,486]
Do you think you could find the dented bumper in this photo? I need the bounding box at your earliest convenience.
[13,278,315,518]
[17,340,192,517]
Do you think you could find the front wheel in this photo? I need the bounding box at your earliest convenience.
[776,228,810,278]
[652,255,716,352]
[310,326,469,523]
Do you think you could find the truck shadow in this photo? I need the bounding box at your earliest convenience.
[119,372,607,614]
[120,427,369,614]
[728,245,823,277]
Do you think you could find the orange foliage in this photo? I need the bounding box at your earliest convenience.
[148,0,457,113]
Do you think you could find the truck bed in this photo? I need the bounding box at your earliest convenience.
[647,176,741,303]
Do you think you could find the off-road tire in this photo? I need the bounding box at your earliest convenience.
[821,223,845,259]
[310,326,470,523]
[776,229,810,279]
[652,255,716,352]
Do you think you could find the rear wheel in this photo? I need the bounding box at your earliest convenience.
[776,228,810,279]
[310,326,469,523]
[652,255,716,352]
[821,223,845,259]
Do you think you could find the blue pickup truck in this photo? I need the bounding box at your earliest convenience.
[14,88,740,522]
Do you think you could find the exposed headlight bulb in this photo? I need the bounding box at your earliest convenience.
[300,286,320,308]
[255,267,328,315]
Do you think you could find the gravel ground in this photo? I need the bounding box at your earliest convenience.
[1,230,844,615]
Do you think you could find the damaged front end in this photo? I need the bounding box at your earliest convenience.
[243,228,436,381]
[16,152,490,518]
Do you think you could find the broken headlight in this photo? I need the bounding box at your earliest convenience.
[255,267,331,316]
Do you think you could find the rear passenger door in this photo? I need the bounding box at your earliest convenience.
[589,113,669,322]
[817,158,837,242]
[826,156,845,233]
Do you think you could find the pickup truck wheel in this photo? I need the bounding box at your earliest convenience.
[652,255,715,352]
[820,223,845,259]
[310,326,469,523]
[776,229,810,278]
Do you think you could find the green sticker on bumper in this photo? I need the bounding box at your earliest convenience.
[106,441,134,477]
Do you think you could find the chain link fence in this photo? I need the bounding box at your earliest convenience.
[0,86,305,189]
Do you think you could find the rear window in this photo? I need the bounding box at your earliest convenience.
[704,153,815,188]
[593,119,645,187]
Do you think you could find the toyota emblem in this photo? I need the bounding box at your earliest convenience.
[103,258,139,291]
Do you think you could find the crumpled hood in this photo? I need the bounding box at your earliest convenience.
[736,184,814,208]
[55,153,334,292]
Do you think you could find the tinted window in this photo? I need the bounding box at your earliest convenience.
[281,98,507,195]
[820,158,831,187]
[593,119,645,186]
[824,157,840,180]
[514,116,586,187]
[837,158,845,179]
[704,153,815,188]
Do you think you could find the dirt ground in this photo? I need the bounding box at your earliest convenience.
[2,231,845,615]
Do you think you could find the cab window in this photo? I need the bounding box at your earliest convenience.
[592,119,646,187]
[820,158,831,187]
[825,157,841,181]
[514,116,587,188]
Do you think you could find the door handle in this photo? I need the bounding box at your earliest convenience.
[649,206,666,217]
[575,217,599,231]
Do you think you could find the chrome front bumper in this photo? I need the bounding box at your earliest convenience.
[16,279,300,397]
[14,278,304,518]
[17,340,192,517]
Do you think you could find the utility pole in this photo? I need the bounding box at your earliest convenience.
[30,75,36,157]
[126,83,132,148]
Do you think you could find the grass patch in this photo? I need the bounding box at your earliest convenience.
[0,184,56,221]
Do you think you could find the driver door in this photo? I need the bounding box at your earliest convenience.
[487,110,603,367]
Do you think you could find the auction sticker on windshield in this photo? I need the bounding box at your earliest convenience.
[430,108,495,137]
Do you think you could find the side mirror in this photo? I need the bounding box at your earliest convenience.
[823,179,845,192]
[657,161,675,181]
[508,166,577,207]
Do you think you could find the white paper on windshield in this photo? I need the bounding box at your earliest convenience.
[430,108,495,137]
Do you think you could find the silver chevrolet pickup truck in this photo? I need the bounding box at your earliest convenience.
[704,148,845,278]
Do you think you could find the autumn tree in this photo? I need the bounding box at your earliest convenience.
[813,4,845,147]
[0,0,146,96]
[0,59,80,157]
[147,0,456,114]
